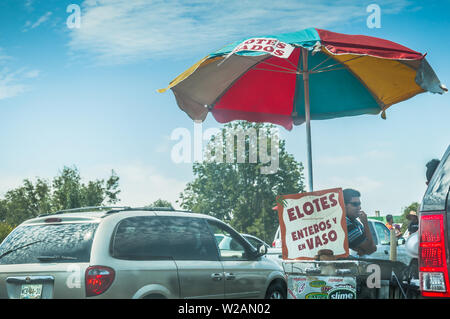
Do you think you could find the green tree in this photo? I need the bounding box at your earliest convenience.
[179,121,304,243]
[51,166,120,211]
[147,199,174,209]
[1,166,121,227]
[2,178,52,226]
[0,222,13,243]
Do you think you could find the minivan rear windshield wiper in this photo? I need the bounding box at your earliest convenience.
[0,240,44,260]
[36,255,78,262]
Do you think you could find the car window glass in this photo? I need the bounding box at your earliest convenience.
[244,237,260,248]
[112,216,218,261]
[375,222,390,245]
[422,146,450,211]
[367,221,378,245]
[207,221,248,261]
[0,223,98,265]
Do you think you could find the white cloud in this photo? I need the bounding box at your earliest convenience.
[319,175,383,194]
[31,11,52,28]
[363,149,393,160]
[23,11,52,32]
[23,69,40,79]
[317,149,392,166]
[0,67,40,100]
[0,47,40,100]
[318,155,358,166]
[68,0,412,65]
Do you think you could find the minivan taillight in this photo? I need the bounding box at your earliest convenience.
[85,266,115,297]
[419,214,450,297]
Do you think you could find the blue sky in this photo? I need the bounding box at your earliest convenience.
[0,0,449,218]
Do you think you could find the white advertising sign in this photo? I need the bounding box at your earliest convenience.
[277,188,349,260]
[228,38,295,59]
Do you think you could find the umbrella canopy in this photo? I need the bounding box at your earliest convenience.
[159,27,446,190]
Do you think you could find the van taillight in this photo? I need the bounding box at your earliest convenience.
[419,214,450,297]
[85,266,115,297]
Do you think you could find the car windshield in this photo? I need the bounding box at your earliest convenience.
[0,222,98,265]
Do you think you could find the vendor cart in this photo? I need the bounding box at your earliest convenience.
[283,258,409,299]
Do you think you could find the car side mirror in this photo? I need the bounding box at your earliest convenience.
[397,238,406,245]
[255,244,268,257]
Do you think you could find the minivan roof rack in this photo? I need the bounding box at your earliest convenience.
[104,207,193,215]
[38,206,131,217]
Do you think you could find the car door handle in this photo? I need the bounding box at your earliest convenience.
[225,272,236,280]
[211,273,223,281]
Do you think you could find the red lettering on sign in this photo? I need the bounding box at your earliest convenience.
[329,230,337,242]
[273,49,285,56]
[329,193,338,207]
[315,235,323,248]
[306,238,314,250]
[320,196,330,210]
[313,224,319,234]
[312,198,321,212]
[319,221,327,231]
[287,207,296,222]
[250,45,262,51]
[295,206,304,219]
[303,202,314,215]
[322,233,329,245]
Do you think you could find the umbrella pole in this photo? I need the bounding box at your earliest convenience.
[302,48,313,192]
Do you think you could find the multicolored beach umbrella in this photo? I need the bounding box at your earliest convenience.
[158,27,446,191]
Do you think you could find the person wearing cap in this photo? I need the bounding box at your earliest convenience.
[407,210,419,234]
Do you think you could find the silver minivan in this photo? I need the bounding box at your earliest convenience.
[0,207,286,299]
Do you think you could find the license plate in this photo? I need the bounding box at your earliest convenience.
[20,284,43,299]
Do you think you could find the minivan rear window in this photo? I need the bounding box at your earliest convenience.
[111,216,219,261]
[0,222,98,265]
[421,146,450,212]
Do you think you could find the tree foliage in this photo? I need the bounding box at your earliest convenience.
[0,166,121,229]
[179,121,305,243]
[147,199,174,209]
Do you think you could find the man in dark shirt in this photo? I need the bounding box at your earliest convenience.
[343,188,377,256]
